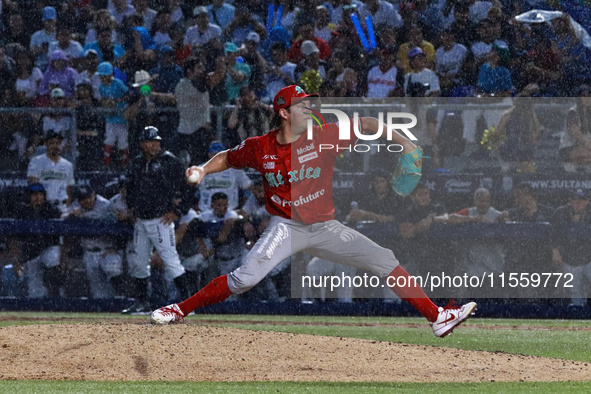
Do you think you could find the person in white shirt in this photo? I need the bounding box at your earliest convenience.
[198,142,252,213]
[30,6,57,70]
[133,0,157,31]
[404,47,440,97]
[358,0,403,28]
[27,132,75,212]
[314,5,334,43]
[435,29,468,94]
[48,26,84,67]
[62,187,123,299]
[367,45,400,97]
[184,6,222,48]
[108,0,136,24]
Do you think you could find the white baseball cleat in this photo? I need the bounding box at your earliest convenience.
[150,304,185,325]
[431,301,477,338]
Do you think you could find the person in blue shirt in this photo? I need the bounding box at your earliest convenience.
[98,61,130,168]
[83,28,126,63]
[477,44,512,97]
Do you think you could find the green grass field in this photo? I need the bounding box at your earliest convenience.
[1,312,590,393]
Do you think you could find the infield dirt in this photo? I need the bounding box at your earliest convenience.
[0,323,590,382]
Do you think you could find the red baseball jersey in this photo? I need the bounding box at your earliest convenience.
[227,122,356,224]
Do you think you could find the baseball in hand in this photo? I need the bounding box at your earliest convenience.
[188,170,201,184]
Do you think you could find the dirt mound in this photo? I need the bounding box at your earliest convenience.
[0,323,589,382]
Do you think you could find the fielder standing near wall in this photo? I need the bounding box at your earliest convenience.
[151,86,476,337]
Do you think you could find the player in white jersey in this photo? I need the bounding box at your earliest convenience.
[27,132,75,213]
[198,141,251,213]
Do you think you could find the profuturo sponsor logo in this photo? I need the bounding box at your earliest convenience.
[272,189,326,207]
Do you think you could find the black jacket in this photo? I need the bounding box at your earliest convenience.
[125,150,193,220]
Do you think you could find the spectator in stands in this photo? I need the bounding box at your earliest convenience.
[224,41,250,103]
[61,186,125,299]
[176,208,212,295]
[74,80,103,171]
[398,25,435,74]
[133,0,157,31]
[366,45,401,97]
[150,46,183,94]
[150,10,173,48]
[13,48,42,107]
[1,11,30,48]
[435,29,468,96]
[471,19,509,65]
[175,56,226,165]
[264,42,296,103]
[560,86,591,171]
[83,28,125,63]
[167,0,185,24]
[223,4,267,47]
[38,50,79,98]
[184,6,222,49]
[30,6,57,70]
[116,26,157,81]
[0,47,16,107]
[314,5,335,43]
[8,183,62,298]
[404,47,440,97]
[326,50,358,97]
[207,0,236,31]
[398,183,448,274]
[551,189,591,307]
[98,61,129,168]
[294,40,328,83]
[347,169,401,224]
[41,88,75,159]
[287,19,331,63]
[358,0,403,29]
[198,192,246,278]
[552,14,591,91]
[227,86,272,144]
[517,27,562,96]
[489,91,540,172]
[27,131,75,213]
[77,50,101,99]
[447,3,477,46]
[476,44,513,97]
[198,141,252,213]
[108,0,136,24]
[498,182,554,223]
[84,9,117,46]
[0,113,39,171]
[446,188,502,224]
[169,22,191,67]
[48,25,84,67]
[238,32,267,96]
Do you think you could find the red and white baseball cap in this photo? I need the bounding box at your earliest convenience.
[273,85,318,113]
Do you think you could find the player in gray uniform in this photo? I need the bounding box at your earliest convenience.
[151,85,476,338]
[62,186,125,298]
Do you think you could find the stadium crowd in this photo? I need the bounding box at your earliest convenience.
[1,0,591,308]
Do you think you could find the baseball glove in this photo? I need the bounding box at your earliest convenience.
[392,146,423,197]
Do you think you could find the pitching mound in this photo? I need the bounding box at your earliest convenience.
[0,323,590,382]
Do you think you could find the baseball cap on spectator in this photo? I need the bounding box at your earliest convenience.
[193,6,208,16]
[159,45,175,56]
[84,49,98,57]
[208,141,226,154]
[408,47,425,59]
[45,130,64,141]
[224,42,239,54]
[42,6,57,21]
[273,85,318,113]
[76,186,94,201]
[245,32,261,44]
[50,88,65,99]
[132,70,152,87]
[572,188,590,200]
[97,61,113,76]
[301,40,320,56]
